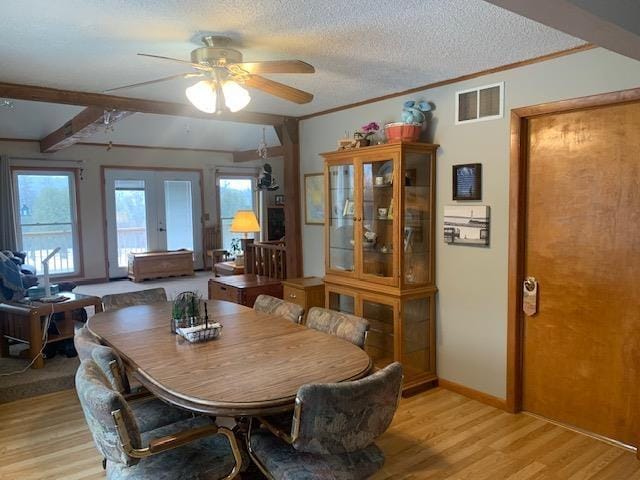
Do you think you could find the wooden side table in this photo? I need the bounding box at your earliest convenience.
[208,275,283,307]
[214,261,245,277]
[0,292,103,368]
[282,277,325,324]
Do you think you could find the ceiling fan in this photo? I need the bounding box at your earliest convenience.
[105,35,315,114]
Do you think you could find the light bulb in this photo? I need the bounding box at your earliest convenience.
[185,80,217,113]
[222,80,251,112]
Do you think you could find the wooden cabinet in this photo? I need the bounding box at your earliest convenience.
[282,277,325,324]
[208,275,283,307]
[322,142,438,392]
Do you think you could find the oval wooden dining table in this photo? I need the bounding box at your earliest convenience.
[87,300,372,417]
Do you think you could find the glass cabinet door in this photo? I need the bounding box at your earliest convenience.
[327,288,356,314]
[360,157,396,283]
[402,151,432,286]
[401,296,434,378]
[327,163,356,273]
[362,297,397,370]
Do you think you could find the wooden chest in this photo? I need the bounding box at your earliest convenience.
[208,274,283,307]
[282,277,325,324]
[128,251,194,282]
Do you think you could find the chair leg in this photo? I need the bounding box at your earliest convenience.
[218,426,243,480]
[245,418,275,480]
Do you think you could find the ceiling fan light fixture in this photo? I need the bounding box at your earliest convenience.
[185,78,251,114]
[222,80,251,112]
[185,80,217,113]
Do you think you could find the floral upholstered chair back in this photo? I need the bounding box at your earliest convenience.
[253,294,304,324]
[102,288,168,312]
[306,307,370,348]
[292,362,403,455]
[75,360,142,467]
[74,326,101,362]
[74,328,130,394]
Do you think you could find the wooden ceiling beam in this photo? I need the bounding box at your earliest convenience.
[233,146,284,163]
[485,0,640,62]
[40,107,132,153]
[0,81,286,126]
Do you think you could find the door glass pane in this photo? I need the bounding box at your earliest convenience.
[402,297,431,377]
[328,164,355,271]
[362,300,395,369]
[218,177,255,252]
[164,180,194,251]
[15,173,76,274]
[114,180,147,267]
[362,159,394,278]
[328,291,355,314]
[403,152,431,285]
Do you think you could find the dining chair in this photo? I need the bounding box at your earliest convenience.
[102,287,168,312]
[253,294,304,324]
[74,327,193,433]
[76,359,242,480]
[247,362,403,480]
[305,307,370,349]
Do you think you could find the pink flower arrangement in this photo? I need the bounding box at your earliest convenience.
[356,121,380,140]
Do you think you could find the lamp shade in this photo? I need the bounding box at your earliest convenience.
[230,210,260,233]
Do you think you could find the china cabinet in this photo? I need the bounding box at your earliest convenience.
[322,142,438,392]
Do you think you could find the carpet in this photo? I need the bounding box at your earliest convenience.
[0,272,213,403]
[0,344,80,404]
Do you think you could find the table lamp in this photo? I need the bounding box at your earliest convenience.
[230,210,260,265]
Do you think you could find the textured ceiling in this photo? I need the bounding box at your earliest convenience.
[0,0,584,118]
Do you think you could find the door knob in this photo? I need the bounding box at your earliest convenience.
[158,227,166,232]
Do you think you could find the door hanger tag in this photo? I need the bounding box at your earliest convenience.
[523,277,538,316]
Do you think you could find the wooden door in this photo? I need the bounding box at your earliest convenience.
[523,101,640,445]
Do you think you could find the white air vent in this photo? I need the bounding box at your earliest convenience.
[455,82,504,124]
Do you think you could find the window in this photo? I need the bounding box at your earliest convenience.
[13,170,81,276]
[217,175,257,252]
[455,82,504,124]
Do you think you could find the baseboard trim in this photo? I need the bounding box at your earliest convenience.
[438,378,508,411]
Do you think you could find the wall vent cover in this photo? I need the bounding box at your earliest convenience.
[455,82,504,124]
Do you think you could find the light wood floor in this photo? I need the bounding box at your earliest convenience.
[1,387,638,480]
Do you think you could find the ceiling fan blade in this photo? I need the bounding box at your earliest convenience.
[137,53,213,71]
[243,75,313,104]
[103,72,203,93]
[228,60,315,75]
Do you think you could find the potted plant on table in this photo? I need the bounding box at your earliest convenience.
[230,238,244,267]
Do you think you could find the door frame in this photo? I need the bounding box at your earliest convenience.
[100,165,205,279]
[506,86,640,413]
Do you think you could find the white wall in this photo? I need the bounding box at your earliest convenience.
[1,140,284,281]
[299,47,640,398]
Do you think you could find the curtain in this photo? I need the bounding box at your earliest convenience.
[0,155,17,250]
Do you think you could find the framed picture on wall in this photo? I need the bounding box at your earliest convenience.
[444,205,490,246]
[452,163,482,200]
[275,194,285,206]
[304,173,325,225]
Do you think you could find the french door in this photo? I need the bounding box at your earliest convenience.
[105,169,203,278]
